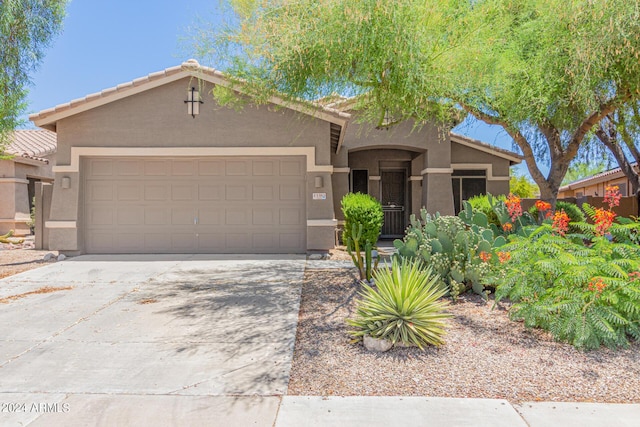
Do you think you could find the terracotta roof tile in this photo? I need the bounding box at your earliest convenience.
[4,130,57,163]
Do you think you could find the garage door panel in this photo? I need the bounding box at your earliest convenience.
[253,185,274,201]
[198,160,224,176]
[117,183,142,201]
[253,210,275,226]
[172,208,196,225]
[172,160,196,176]
[116,160,142,176]
[117,206,144,226]
[145,208,170,226]
[253,160,275,176]
[198,184,222,201]
[226,160,249,176]
[226,233,250,250]
[89,159,113,177]
[198,208,221,225]
[225,184,249,201]
[144,160,170,176]
[144,184,169,201]
[87,182,114,201]
[280,184,303,201]
[280,233,303,249]
[84,156,306,254]
[198,233,225,251]
[225,209,248,226]
[87,207,114,226]
[172,184,196,201]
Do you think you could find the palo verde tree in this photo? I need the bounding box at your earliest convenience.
[452,0,640,204]
[0,0,67,149]
[595,102,640,196]
[198,0,640,204]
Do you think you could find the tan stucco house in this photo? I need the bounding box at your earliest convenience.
[30,60,521,255]
[559,164,637,198]
[0,130,56,236]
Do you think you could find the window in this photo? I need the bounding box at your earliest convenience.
[351,169,369,194]
[451,170,487,214]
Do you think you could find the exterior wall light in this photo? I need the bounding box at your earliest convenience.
[185,87,203,118]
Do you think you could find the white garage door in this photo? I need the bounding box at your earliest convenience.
[83,157,306,253]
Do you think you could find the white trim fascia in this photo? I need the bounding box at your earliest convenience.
[450,134,523,163]
[0,177,29,184]
[0,218,27,223]
[333,167,350,173]
[335,121,348,154]
[408,176,423,181]
[421,168,454,175]
[307,219,338,227]
[369,175,382,181]
[52,146,333,173]
[450,163,510,181]
[45,221,76,229]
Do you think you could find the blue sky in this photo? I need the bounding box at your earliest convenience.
[24,0,528,175]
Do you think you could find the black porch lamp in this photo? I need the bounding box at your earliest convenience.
[185,87,203,118]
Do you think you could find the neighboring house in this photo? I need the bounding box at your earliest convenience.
[0,130,56,236]
[559,164,638,198]
[30,60,521,255]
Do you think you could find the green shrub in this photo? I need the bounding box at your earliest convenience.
[486,227,640,350]
[341,192,383,245]
[394,208,506,299]
[341,193,383,280]
[468,194,505,227]
[347,257,452,349]
[529,201,586,224]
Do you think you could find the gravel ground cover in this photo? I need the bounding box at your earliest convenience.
[288,267,640,403]
[0,241,57,280]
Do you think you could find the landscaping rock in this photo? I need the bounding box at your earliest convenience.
[57,254,66,261]
[43,253,55,262]
[308,254,323,260]
[363,335,393,352]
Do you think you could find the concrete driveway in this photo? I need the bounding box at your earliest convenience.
[0,255,305,427]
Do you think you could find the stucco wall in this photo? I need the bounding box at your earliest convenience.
[451,141,511,177]
[0,156,54,235]
[48,77,336,253]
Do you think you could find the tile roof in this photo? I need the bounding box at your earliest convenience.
[4,129,57,163]
[30,60,351,128]
[559,163,637,191]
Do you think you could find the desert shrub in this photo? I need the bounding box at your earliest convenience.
[529,200,585,225]
[486,227,640,350]
[394,209,506,298]
[347,257,451,349]
[341,193,383,280]
[468,194,505,227]
[341,192,383,246]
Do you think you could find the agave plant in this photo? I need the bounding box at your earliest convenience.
[347,257,452,349]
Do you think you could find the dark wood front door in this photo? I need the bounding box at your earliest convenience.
[380,170,406,238]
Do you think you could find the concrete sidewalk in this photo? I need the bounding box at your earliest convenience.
[274,396,640,427]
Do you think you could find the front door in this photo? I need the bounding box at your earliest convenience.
[380,170,406,238]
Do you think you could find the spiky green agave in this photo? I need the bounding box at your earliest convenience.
[347,257,452,349]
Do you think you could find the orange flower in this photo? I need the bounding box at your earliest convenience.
[552,210,570,236]
[502,222,513,232]
[497,251,511,263]
[587,277,607,295]
[505,194,523,222]
[604,185,621,209]
[629,271,640,282]
[535,200,552,212]
[479,251,491,262]
[594,208,616,236]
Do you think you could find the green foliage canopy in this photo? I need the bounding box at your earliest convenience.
[0,0,66,147]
